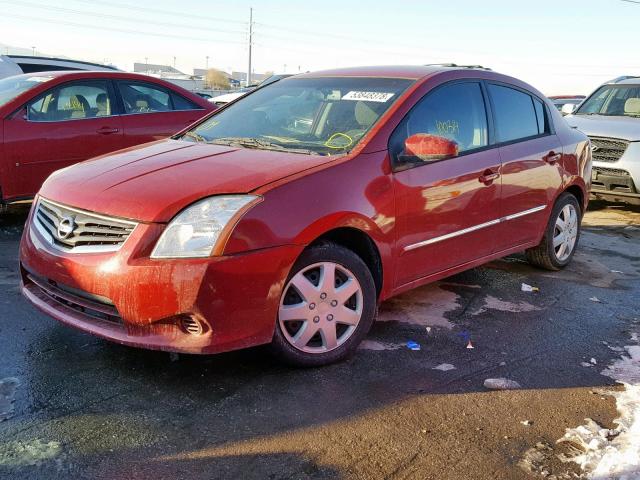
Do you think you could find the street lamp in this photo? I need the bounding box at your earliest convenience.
[31,46,36,56]
[206,56,209,69]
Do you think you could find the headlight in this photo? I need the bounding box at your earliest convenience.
[151,195,260,258]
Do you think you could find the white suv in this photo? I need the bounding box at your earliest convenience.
[566,77,640,205]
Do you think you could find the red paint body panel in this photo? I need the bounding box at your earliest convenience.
[19,66,591,355]
[20,204,302,353]
[0,71,214,202]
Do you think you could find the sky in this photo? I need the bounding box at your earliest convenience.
[1,0,639,95]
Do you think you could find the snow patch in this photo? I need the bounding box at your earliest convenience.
[0,439,61,466]
[433,363,456,372]
[559,340,640,478]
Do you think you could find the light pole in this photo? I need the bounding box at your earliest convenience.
[31,46,36,56]
[206,56,209,69]
[247,7,253,86]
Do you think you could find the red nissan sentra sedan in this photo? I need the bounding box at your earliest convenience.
[0,71,214,203]
[19,65,591,366]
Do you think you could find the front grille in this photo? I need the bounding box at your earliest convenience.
[26,272,122,325]
[34,198,137,253]
[593,166,630,177]
[589,136,629,163]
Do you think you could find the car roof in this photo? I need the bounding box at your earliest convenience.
[294,64,492,80]
[611,77,640,86]
[13,70,166,80]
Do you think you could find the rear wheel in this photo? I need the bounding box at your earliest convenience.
[271,242,376,367]
[526,192,581,271]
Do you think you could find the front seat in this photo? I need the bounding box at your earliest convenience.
[624,98,640,116]
[95,93,110,117]
[69,94,90,119]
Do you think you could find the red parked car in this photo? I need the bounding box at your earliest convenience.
[0,71,214,202]
[19,65,591,366]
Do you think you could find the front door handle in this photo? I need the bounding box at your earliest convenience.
[544,151,562,164]
[479,169,500,185]
[97,127,120,135]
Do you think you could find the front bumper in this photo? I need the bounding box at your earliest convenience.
[20,212,303,354]
[591,141,640,202]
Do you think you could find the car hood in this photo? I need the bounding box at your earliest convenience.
[39,139,336,222]
[565,114,640,141]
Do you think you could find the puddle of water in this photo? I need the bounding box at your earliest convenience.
[377,284,461,330]
[0,377,20,421]
[359,340,404,351]
[472,295,542,315]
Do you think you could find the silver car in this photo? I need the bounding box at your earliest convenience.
[565,77,640,205]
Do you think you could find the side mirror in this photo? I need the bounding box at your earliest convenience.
[404,134,459,162]
[561,103,576,115]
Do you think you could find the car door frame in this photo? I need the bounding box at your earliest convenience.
[389,78,507,290]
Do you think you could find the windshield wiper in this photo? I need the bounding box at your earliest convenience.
[182,131,207,143]
[208,137,318,155]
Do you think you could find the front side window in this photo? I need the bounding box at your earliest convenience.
[389,82,489,166]
[488,84,541,143]
[28,81,112,121]
[576,84,640,117]
[118,82,172,114]
[182,77,413,155]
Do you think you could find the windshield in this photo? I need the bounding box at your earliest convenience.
[576,84,640,117]
[0,75,53,109]
[182,77,413,155]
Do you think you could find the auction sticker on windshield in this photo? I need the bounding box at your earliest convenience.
[342,91,395,102]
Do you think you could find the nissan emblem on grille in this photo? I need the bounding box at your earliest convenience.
[33,198,138,253]
[57,216,76,240]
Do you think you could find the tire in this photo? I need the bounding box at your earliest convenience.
[526,192,582,271]
[270,242,377,367]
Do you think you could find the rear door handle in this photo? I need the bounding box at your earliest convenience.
[479,170,500,185]
[544,151,562,164]
[96,127,120,135]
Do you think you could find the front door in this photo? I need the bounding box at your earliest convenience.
[391,81,502,287]
[3,79,123,200]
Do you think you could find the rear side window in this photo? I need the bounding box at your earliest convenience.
[390,82,489,165]
[117,82,172,114]
[488,84,543,142]
[171,93,201,110]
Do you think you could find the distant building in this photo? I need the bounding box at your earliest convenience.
[231,71,268,85]
[133,62,186,77]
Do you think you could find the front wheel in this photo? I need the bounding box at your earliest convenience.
[526,192,582,271]
[270,242,377,367]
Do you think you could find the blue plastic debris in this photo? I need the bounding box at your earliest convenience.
[406,341,421,351]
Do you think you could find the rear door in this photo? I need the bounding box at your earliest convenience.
[486,83,563,249]
[391,81,503,287]
[3,79,123,199]
[115,80,206,148]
